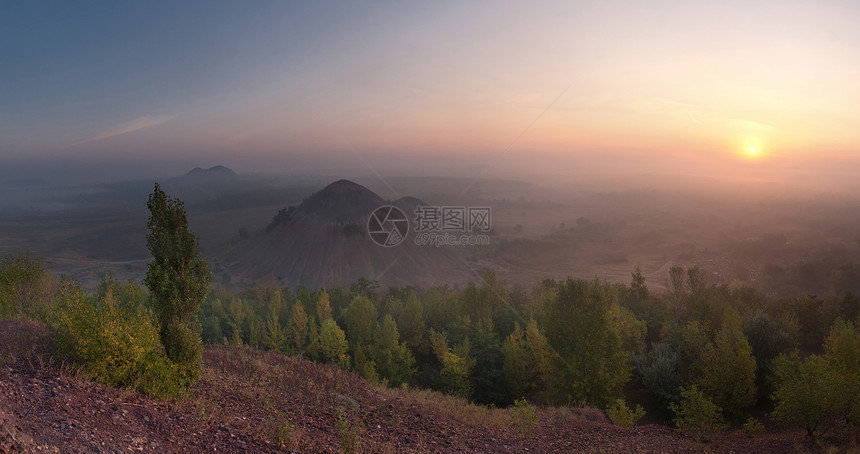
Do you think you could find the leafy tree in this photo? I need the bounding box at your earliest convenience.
[462,281,483,323]
[789,295,827,351]
[823,318,860,424]
[468,318,510,406]
[744,311,794,394]
[771,352,841,437]
[430,330,474,398]
[200,312,223,344]
[316,290,333,322]
[143,183,211,384]
[225,297,247,345]
[369,315,416,387]
[668,266,686,303]
[541,279,630,408]
[378,294,404,322]
[305,318,321,361]
[349,278,379,300]
[344,296,377,346]
[695,326,757,420]
[199,296,226,343]
[503,318,550,403]
[247,312,264,348]
[287,302,309,354]
[611,305,647,353]
[630,266,649,303]
[686,266,708,296]
[675,321,710,383]
[770,319,860,436]
[423,286,459,332]
[352,344,377,382]
[463,271,508,322]
[398,291,427,353]
[264,306,288,352]
[491,307,521,341]
[631,342,681,408]
[439,351,472,398]
[319,318,350,368]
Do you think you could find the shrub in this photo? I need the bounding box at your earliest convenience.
[742,417,765,437]
[510,398,539,438]
[0,253,52,321]
[606,399,646,427]
[270,411,297,450]
[51,279,184,399]
[336,406,361,454]
[669,385,727,440]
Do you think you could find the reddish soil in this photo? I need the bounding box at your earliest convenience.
[0,320,848,453]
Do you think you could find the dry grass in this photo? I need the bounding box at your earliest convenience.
[381,385,512,429]
[546,405,607,423]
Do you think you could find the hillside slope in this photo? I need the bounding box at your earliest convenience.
[0,319,815,453]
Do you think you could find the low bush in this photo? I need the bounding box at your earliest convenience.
[606,398,646,427]
[50,279,184,399]
[510,397,539,437]
[0,253,54,321]
[669,385,726,440]
[742,417,765,437]
[336,406,361,454]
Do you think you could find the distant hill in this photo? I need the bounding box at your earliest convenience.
[183,165,237,178]
[231,179,473,289]
[297,179,386,222]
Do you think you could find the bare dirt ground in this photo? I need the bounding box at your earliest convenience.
[0,319,849,453]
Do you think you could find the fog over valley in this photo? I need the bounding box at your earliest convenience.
[3,1,860,451]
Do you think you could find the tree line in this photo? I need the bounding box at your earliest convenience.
[2,184,859,437]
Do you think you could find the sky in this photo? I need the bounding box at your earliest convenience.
[2,0,859,190]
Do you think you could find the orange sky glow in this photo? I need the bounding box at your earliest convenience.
[3,1,859,191]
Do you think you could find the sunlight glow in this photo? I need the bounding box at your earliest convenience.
[737,138,768,161]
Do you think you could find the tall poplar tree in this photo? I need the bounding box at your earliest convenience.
[144,183,211,385]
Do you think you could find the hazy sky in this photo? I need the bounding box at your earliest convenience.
[2,1,859,188]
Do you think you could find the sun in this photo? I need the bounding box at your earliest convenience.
[737,138,768,160]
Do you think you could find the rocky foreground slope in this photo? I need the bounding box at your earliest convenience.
[0,319,831,453]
